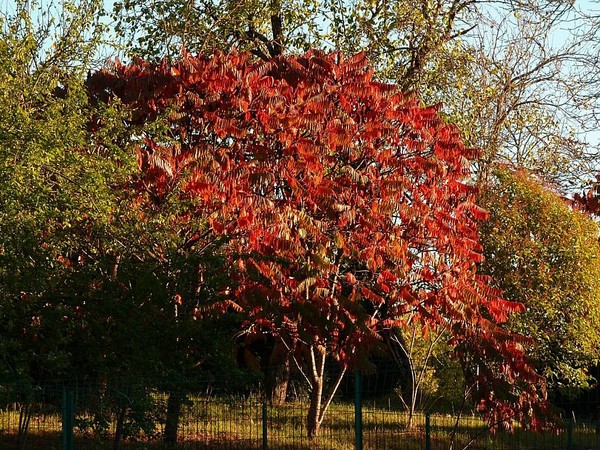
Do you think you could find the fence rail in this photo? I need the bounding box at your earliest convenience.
[1,377,599,449]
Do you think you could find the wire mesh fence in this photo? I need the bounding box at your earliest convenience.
[1,373,600,450]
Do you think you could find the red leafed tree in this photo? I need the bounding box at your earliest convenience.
[88,49,549,436]
[574,174,600,215]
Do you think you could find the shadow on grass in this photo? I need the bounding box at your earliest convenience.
[0,431,349,450]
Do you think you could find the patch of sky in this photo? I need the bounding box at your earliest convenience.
[4,0,600,186]
[469,0,600,187]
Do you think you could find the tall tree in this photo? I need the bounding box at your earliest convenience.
[0,2,125,447]
[88,49,550,435]
[479,168,600,396]
[0,3,248,446]
[0,0,113,383]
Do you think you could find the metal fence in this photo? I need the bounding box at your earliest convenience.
[1,375,599,449]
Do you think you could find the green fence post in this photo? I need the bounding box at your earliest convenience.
[262,401,268,450]
[426,413,431,450]
[354,371,363,450]
[567,419,574,450]
[62,387,74,450]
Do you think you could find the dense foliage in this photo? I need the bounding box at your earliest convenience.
[87,49,549,433]
[479,169,600,396]
[0,5,253,445]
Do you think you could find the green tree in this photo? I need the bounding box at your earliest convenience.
[0,0,116,383]
[0,2,124,447]
[0,4,250,447]
[478,168,600,395]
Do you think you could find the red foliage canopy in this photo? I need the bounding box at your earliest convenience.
[88,49,550,428]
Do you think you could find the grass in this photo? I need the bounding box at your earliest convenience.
[1,397,599,449]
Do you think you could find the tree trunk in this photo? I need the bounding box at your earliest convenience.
[270,356,290,406]
[306,344,326,438]
[164,391,183,446]
[269,0,284,56]
[301,344,346,439]
[307,372,324,438]
[113,404,127,450]
[16,403,32,450]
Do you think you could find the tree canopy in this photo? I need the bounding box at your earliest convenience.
[111,0,600,190]
[479,168,600,396]
[87,49,550,432]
